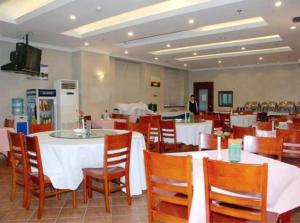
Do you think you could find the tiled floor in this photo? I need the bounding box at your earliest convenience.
[1,155,300,223]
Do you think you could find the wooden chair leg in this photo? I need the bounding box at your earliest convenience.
[72,190,77,208]
[104,179,111,212]
[25,182,32,210]
[87,176,92,199]
[83,176,88,203]
[10,170,16,202]
[37,188,45,219]
[125,175,131,206]
[22,178,29,208]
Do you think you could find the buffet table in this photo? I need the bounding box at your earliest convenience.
[230,114,257,127]
[172,150,300,223]
[32,129,146,195]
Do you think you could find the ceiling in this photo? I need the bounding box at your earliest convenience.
[0,0,299,71]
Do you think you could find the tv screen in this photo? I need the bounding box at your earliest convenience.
[16,43,42,73]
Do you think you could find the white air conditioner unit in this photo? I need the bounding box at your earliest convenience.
[54,79,79,130]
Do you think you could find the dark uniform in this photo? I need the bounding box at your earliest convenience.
[189,101,198,115]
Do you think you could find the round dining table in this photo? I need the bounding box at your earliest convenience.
[32,129,146,195]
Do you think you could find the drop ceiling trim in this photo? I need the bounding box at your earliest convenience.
[149,35,282,55]
[191,61,299,71]
[62,0,245,38]
[177,46,292,61]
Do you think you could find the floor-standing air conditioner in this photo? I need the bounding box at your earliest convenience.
[54,80,79,130]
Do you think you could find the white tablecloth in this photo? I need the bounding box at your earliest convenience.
[0,127,14,156]
[173,150,300,223]
[33,130,146,195]
[176,121,212,145]
[230,114,256,127]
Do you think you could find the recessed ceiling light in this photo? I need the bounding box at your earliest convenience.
[184,64,187,67]
[193,52,198,56]
[290,26,296,30]
[241,47,246,50]
[166,44,171,48]
[188,19,194,24]
[259,56,263,60]
[128,31,134,37]
[154,57,158,60]
[69,14,76,20]
[124,50,129,54]
[218,60,222,64]
[274,1,282,7]
[96,6,102,12]
[84,42,89,46]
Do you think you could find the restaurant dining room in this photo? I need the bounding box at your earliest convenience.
[1,0,300,222]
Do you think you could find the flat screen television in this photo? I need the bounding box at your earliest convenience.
[1,42,42,74]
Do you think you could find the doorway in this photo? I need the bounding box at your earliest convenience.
[193,82,214,112]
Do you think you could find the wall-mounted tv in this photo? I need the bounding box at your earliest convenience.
[1,42,42,75]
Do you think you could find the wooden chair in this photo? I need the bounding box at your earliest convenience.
[83,115,91,122]
[292,118,300,123]
[219,113,231,131]
[159,120,179,153]
[287,122,300,130]
[24,136,77,219]
[30,123,52,133]
[232,125,256,139]
[203,158,278,223]
[256,121,273,131]
[7,132,28,208]
[199,133,228,150]
[256,112,268,122]
[83,132,132,212]
[140,116,161,152]
[144,151,193,223]
[4,118,14,128]
[128,122,150,150]
[276,129,300,166]
[111,113,129,121]
[113,121,128,130]
[243,136,283,161]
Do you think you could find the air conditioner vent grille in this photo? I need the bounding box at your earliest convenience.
[61,81,77,89]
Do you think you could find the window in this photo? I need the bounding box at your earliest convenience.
[218,91,233,107]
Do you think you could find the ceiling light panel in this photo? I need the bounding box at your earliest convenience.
[0,0,76,23]
[62,0,245,38]
[176,46,292,61]
[149,35,282,55]
[117,17,267,48]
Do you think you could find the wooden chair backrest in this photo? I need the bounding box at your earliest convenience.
[7,131,27,169]
[276,129,300,158]
[114,121,128,130]
[232,125,256,139]
[199,133,228,150]
[203,158,268,223]
[256,121,273,131]
[292,118,300,123]
[128,122,150,150]
[24,136,45,182]
[287,122,300,130]
[111,113,129,121]
[104,132,132,174]
[4,118,14,128]
[139,114,161,123]
[159,120,177,144]
[144,151,193,221]
[244,136,283,161]
[30,123,52,133]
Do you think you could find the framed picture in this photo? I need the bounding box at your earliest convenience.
[150,75,160,87]
[218,91,233,107]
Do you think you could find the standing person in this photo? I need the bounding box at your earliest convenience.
[188,94,199,115]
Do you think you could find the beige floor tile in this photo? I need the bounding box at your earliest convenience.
[59,207,86,218]
[85,206,111,217]
[30,208,61,220]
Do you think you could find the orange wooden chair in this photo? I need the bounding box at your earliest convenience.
[287,122,300,130]
[292,118,300,123]
[83,132,132,212]
[144,151,193,223]
[7,132,28,208]
[30,123,52,133]
[256,121,273,131]
[203,158,278,223]
[159,120,179,153]
[111,113,129,121]
[276,129,300,166]
[232,125,256,139]
[4,118,14,128]
[24,136,77,219]
[243,136,283,161]
[199,133,228,150]
[113,121,128,130]
[128,122,150,150]
[140,115,161,152]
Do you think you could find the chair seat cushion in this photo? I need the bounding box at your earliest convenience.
[82,166,125,178]
[155,201,188,219]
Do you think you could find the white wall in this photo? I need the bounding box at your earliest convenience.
[0,41,72,124]
[189,64,300,111]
